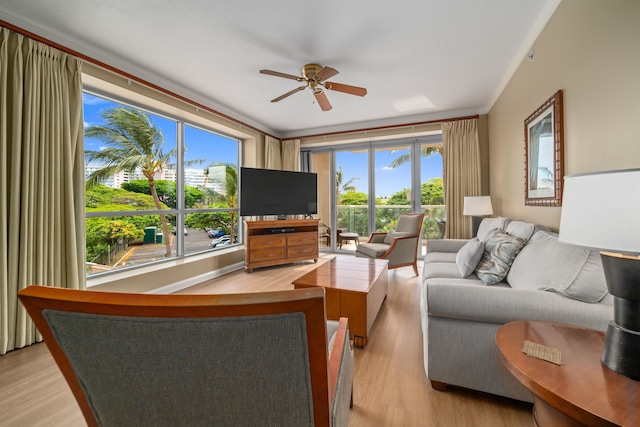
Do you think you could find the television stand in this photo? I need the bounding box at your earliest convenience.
[244,219,319,272]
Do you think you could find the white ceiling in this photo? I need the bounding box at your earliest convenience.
[0,0,559,138]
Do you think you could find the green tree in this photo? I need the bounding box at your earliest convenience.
[122,179,205,209]
[85,107,176,257]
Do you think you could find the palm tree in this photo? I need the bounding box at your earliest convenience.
[336,165,359,204]
[217,164,239,242]
[388,145,443,169]
[85,107,175,257]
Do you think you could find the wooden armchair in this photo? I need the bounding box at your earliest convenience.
[18,286,354,427]
[355,213,425,275]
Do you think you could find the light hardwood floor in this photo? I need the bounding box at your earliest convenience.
[0,255,533,426]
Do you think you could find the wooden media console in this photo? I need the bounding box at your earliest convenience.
[243,219,319,272]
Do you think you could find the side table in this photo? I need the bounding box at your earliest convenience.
[496,320,639,427]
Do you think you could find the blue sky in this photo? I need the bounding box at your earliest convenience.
[83,92,442,196]
[337,147,442,198]
[83,93,238,167]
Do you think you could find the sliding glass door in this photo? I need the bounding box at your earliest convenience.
[307,134,443,255]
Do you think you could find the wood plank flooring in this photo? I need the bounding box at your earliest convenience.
[0,255,533,426]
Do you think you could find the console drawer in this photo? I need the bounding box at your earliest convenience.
[250,235,286,249]
[288,244,318,258]
[287,232,317,246]
[250,247,286,262]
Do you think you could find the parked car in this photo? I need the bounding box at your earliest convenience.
[172,227,188,236]
[207,228,226,238]
[211,235,231,247]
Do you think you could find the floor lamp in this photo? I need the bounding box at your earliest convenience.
[559,169,640,381]
[463,196,493,238]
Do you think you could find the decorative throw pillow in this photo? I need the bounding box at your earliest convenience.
[477,217,511,242]
[383,231,413,245]
[475,230,526,285]
[455,238,484,278]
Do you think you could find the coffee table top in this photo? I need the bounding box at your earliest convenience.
[496,320,639,427]
[292,256,388,293]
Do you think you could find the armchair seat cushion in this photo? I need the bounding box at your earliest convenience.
[356,243,389,258]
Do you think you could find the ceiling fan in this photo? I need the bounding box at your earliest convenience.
[260,63,367,111]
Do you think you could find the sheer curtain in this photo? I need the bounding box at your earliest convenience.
[0,28,85,354]
[442,118,481,239]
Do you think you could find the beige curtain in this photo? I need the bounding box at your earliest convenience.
[264,135,282,169]
[281,139,300,171]
[443,118,481,239]
[0,28,85,354]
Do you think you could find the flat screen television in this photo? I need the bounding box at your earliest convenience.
[240,167,318,218]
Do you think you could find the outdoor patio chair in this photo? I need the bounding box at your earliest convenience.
[355,213,425,275]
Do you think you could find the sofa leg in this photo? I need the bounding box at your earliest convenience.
[430,380,448,391]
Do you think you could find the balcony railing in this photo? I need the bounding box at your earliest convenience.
[336,204,446,241]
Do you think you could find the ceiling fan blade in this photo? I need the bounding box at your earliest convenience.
[313,89,332,111]
[324,82,367,97]
[315,66,339,82]
[271,86,307,103]
[260,69,303,81]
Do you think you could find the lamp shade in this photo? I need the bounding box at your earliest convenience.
[559,169,640,253]
[463,196,493,216]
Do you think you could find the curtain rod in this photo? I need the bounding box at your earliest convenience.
[285,114,480,141]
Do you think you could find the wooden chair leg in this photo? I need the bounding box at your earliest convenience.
[412,262,418,276]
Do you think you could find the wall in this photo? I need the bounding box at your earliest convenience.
[488,0,640,230]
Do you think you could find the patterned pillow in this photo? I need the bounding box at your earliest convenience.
[475,230,526,285]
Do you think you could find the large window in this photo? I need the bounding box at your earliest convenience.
[84,92,239,277]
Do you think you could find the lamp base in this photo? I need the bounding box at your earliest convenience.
[600,252,640,381]
[471,216,483,238]
[601,322,640,381]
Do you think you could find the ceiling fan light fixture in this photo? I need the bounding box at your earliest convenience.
[260,63,366,111]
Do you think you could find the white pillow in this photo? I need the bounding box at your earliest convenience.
[455,238,484,278]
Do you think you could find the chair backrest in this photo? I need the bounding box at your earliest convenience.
[396,213,425,236]
[18,286,333,427]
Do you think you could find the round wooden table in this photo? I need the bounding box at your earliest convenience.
[496,320,639,427]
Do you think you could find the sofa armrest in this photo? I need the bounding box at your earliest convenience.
[425,280,613,331]
[426,239,469,254]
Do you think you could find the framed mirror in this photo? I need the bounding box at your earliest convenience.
[524,90,564,206]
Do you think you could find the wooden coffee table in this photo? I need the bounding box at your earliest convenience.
[497,320,639,427]
[292,256,388,348]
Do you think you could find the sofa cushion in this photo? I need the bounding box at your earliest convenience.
[505,221,548,242]
[477,217,510,242]
[455,238,484,278]
[423,262,469,280]
[475,230,526,285]
[383,231,413,245]
[507,231,608,303]
[424,252,458,263]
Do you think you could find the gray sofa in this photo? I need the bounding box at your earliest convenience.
[420,217,614,402]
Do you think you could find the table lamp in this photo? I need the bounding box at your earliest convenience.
[559,169,640,381]
[463,196,493,238]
